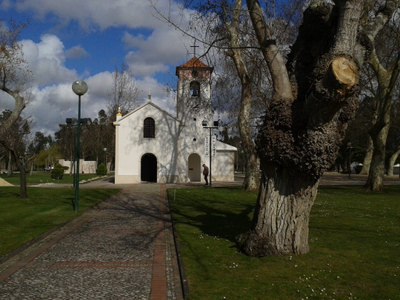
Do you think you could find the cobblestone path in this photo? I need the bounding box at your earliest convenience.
[0,184,183,300]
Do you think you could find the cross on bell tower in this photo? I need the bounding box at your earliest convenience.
[190,40,199,58]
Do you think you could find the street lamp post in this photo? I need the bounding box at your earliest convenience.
[202,120,218,187]
[72,80,88,213]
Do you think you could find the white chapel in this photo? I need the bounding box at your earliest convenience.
[113,57,237,184]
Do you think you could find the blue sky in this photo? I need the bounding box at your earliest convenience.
[0,0,202,134]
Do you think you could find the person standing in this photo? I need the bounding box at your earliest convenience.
[202,164,209,186]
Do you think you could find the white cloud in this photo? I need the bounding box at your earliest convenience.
[15,0,195,74]
[21,34,77,87]
[14,0,182,31]
[122,24,191,77]
[26,74,112,134]
[65,45,89,59]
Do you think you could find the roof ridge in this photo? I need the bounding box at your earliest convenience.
[180,57,209,68]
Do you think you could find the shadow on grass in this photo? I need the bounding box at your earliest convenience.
[169,186,256,243]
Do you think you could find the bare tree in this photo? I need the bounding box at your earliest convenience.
[0,19,31,139]
[105,64,139,169]
[0,19,33,198]
[0,110,33,198]
[387,93,400,175]
[107,63,139,117]
[214,1,263,190]
[363,19,400,190]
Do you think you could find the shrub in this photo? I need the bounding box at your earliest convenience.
[51,163,64,180]
[96,163,107,176]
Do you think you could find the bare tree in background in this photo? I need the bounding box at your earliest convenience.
[0,19,33,198]
[107,63,139,117]
[0,110,33,198]
[0,19,31,139]
[105,64,139,170]
[363,18,400,190]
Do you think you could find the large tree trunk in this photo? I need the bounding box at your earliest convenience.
[11,150,28,199]
[7,150,12,176]
[359,137,373,175]
[237,166,318,256]
[387,148,400,176]
[18,163,28,199]
[237,0,397,257]
[365,123,389,190]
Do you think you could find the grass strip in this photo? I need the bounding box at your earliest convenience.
[168,185,400,300]
[0,171,108,185]
[0,187,121,257]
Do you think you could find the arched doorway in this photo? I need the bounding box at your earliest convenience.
[188,153,201,182]
[141,153,157,182]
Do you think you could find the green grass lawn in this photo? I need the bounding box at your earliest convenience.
[0,171,109,185]
[168,186,400,300]
[0,187,121,257]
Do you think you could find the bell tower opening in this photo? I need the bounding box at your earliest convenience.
[190,81,200,97]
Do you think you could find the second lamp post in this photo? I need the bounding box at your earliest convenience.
[202,120,218,187]
[72,80,88,213]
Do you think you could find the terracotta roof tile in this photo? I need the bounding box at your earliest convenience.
[180,57,210,68]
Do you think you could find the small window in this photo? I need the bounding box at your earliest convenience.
[144,117,155,138]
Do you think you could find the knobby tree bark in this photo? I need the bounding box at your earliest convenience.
[236,0,398,256]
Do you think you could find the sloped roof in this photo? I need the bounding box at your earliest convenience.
[179,57,210,68]
[114,101,179,124]
[216,140,237,152]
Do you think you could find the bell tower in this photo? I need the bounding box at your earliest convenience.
[175,57,214,125]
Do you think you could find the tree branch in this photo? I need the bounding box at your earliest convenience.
[246,0,293,100]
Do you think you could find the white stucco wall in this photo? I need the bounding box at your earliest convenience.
[58,159,97,174]
[114,103,182,184]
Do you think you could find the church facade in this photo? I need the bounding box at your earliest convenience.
[113,57,237,184]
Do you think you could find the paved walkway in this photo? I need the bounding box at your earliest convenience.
[0,183,184,300]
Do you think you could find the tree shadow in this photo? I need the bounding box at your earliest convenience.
[169,187,255,243]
